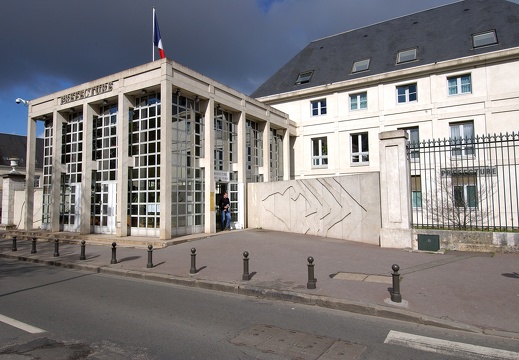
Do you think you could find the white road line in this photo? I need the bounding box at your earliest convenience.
[385,330,519,360]
[0,314,45,334]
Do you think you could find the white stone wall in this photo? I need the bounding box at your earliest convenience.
[13,188,42,229]
[247,173,381,244]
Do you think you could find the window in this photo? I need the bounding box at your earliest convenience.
[311,99,327,116]
[311,137,328,168]
[295,71,314,85]
[351,133,369,164]
[397,83,417,103]
[450,121,474,156]
[350,92,367,110]
[401,127,419,160]
[448,75,471,95]
[473,30,497,48]
[352,59,370,73]
[411,175,422,208]
[397,48,417,64]
[453,175,477,208]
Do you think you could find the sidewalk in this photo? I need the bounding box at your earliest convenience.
[1,229,518,339]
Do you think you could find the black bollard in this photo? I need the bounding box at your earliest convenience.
[390,264,402,303]
[53,239,60,257]
[307,256,317,289]
[110,242,117,264]
[12,236,17,252]
[147,245,153,268]
[80,240,86,260]
[242,251,251,281]
[31,237,37,254]
[190,248,197,274]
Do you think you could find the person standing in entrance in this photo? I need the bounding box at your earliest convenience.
[219,191,231,231]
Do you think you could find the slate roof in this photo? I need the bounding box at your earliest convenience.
[0,134,43,170]
[251,0,519,98]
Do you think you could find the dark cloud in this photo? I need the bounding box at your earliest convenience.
[2,0,517,135]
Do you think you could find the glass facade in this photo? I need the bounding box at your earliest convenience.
[171,95,205,234]
[246,119,263,183]
[41,121,53,230]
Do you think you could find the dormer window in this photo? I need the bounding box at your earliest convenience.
[352,59,370,73]
[473,30,497,48]
[396,48,417,64]
[295,71,314,85]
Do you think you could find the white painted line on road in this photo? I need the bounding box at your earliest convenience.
[0,314,45,334]
[385,330,519,359]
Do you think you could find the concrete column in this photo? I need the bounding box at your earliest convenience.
[159,69,173,240]
[236,110,247,229]
[262,121,271,182]
[282,127,290,181]
[50,110,66,232]
[80,103,95,234]
[204,97,216,233]
[24,116,37,230]
[379,130,412,248]
[2,173,25,226]
[116,93,132,237]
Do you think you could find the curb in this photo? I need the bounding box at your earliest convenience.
[1,252,517,339]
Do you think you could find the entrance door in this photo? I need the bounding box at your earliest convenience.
[95,181,117,234]
[215,182,227,231]
[62,183,81,232]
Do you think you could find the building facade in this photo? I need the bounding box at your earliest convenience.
[24,60,293,239]
[252,0,519,234]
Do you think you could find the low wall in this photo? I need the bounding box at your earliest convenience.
[247,173,381,245]
[412,229,519,253]
[13,188,42,230]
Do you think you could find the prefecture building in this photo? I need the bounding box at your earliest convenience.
[24,61,292,239]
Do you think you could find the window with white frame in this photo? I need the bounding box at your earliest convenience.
[311,99,327,116]
[350,92,367,110]
[351,133,369,164]
[450,121,474,156]
[397,83,417,103]
[401,126,420,160]
[453,175,477,208]
[448,74,471,95]
[411,175,422,208]
[311,137,328,168]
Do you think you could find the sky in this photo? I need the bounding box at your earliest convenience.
[2,0,516,136]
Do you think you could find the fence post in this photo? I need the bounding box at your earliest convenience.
[379,130,412,248]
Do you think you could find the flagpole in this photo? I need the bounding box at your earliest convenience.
[152,7,155,61]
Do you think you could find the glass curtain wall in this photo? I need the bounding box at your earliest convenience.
[91,104,118,232]
[41,121,53,230]
[128,94,161,235]
[59,111,83,231]
[214,107,238,220]
[246,119,263,183]
[171,95,205,235]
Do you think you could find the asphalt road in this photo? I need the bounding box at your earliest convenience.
[0,258,518,359]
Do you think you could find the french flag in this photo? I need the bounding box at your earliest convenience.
[153,8,165,59]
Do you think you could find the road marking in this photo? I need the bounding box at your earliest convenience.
[0,314,45,334]
[385,330,519,359]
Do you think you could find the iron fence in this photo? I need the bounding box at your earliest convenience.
[408,132,519,231]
